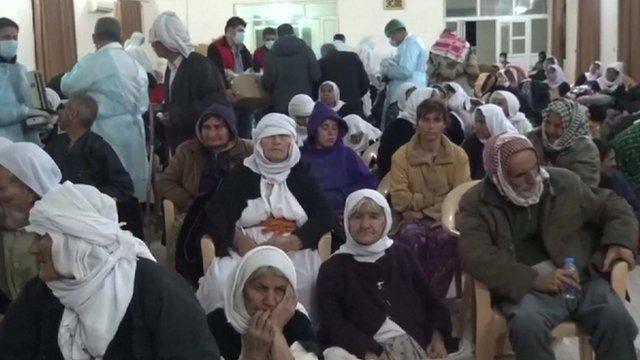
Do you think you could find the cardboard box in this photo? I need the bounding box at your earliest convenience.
[231,73,271,110]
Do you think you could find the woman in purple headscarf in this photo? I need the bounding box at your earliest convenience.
[301,102,378,215]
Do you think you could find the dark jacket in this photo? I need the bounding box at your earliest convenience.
[207,37,252,85]
[165,52,227,151]
[205,162,334,256]
[301,103,378,212]
[0,258,220,359]
[458,167,639,302]
[319,51,369,117]
[527,128,601,187]
[316,243,453,358]
[461,134,485,180]
[600,169,640,221]
[377,117,414,179]
[158,103,253,214]
[262,35,321,113]
[207,308,321,360]
[45,131,134,200]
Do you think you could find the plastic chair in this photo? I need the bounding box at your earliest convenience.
[473,261,629,360]
[162,199,177,268]
[377,174,391,197]
[361,141,380,169]
[318,233,333,262]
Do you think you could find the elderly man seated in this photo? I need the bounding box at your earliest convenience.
[0,140,61,314]
[458,132,638,360]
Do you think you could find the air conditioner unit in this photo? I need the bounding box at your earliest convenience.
[89,0,116,13]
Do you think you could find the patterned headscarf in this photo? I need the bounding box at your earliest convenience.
[541,98,589,151]
[483,133,548,207]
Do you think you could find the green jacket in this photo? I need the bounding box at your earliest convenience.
[458,167,638,301]
[527,128,600,188]
[0,231,38,301]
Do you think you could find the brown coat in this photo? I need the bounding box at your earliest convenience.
[388,134,471,220]
[158,138,253,214]
[458,167,638,301]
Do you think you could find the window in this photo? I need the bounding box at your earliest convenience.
[515,0,547,15]
[531,18,548,53]
[481,0,514,16]
[446,0,477,17]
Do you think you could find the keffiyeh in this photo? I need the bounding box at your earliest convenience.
[0,142,61,197]
[148,11,194,58]
[541,98,589,151]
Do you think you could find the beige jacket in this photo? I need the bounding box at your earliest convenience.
[389,134,471,220]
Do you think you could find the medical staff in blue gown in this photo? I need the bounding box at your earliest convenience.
[381,19,428,128]
[61,17,149,201]
[0,18,49,143]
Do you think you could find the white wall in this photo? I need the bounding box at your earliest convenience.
[600,0,618,66]
[74,0,117,59]
[0,1,36,70]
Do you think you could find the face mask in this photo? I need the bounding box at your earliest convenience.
[388,38,398,47]
[264,40,275,50]
[233,32,245,45]
[0,40,18,59]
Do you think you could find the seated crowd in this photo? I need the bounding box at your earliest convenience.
[1,11,640,360]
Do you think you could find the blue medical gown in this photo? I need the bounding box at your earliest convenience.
[0,62,32,142]
[62,44,149,200]
[385,34,428,103]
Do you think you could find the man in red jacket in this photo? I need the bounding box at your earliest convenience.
[207,16,252,82]
[252,27,276,73]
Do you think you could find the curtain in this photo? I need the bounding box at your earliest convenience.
[576,0,600,78]
[116,1,142,43]
[551,0,566,65]
[619,0,640,82]
[32,0,77,81]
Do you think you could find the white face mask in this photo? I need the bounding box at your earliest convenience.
[0,39,18,59]
[388,38,398,47]
[264,40,275,50]
[233,32,245,45]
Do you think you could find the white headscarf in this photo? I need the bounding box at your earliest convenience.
[545,64,565,89]
[148,11,194,58]
[475,104,518,141]
[0,142,61,197]
[124,32,154,74]
[446,82,472,111]
[395,82,417,113]
[584,61,602,82]
[597,62,624,94]
[0,137,12,149]
[489,91,533,135]
[343,115,382,153]
[398,87,435,125]
[25,182,155,360]
[335,189,393,262]
[245,113,301,183]
[224,246,297,334]
[288,94,315,118]
[319,81,346,112]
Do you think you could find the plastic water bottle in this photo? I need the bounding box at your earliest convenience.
[563,257,580,300]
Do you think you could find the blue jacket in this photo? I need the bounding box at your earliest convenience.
[385,34,428,103]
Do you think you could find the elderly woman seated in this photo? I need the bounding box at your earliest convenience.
[207,246,321,360]
[301,102,378,214]
[0,182,220,359]
[158,102,253,215]
[318,81,347,117]
[196,113,334,316]
[462,104,518,179]
[342,114,382,155]
[489,90,533,134]
[388,98,471,299]
[317,189,454,360]
[526,98,601,187]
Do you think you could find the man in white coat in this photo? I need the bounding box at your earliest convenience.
[61,17,149,201]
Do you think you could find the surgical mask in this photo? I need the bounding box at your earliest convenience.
[388,38,398,47]
[234,32,245,45]
[264,40,275,50]
[0,40,18,59]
